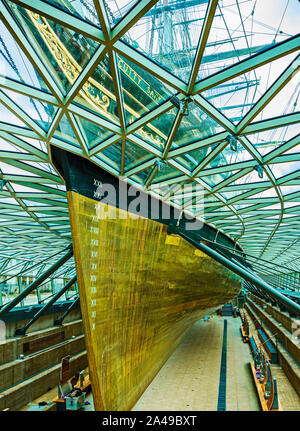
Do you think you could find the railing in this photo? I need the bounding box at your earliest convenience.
[251,346,279,411]
[240,309,249,342]
[0,282,77,307]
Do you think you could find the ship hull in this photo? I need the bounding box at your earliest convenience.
[51,146,241,410]
[68,192,240,410]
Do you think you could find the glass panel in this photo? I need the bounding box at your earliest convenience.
[122,0,208,82]
[54,114,81,147]
[18,160,57,175]
[9,2,99,93]
[201,170,240,188]
[207,142,253,168]
[0,137,21,152]
[280,185,300,196]
[97,141,123,171]
[2,89,58,132]
[219,171,270,200]
[255,66,300,121]
[0,160,40,176]
[106,0,140,26]
[133,107,177,150]
[246,124,300,156]
[132,166,153,184]
[172,101,224,148]
[202,53,298,125]
[176,140,254,172]
[75,54,119,125]
[117,54,175,123]
[45,0,100,26]
[75,114,114,149]
[204,77,259,124]
[197,0,298,82]
[0,20,50,92]
[0,102,28,127]
[284,146,300,156]
[174,145,211,171]
[249,189,279,200]
[270,161,300,179]
[151,163,183,184]
[123,140,153,171]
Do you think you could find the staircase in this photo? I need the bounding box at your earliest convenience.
[221,303,234,316]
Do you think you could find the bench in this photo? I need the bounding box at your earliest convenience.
[250,360,280,411]
[240,311,249,342]
[240,323,249,342]
[257,329,278,364]
[249,336,259,359]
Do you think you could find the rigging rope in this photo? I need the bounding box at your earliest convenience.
[79,0,98,20]
[0,34,45,123]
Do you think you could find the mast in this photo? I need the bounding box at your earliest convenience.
[161,0,173,55]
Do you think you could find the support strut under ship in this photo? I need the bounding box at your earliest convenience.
[51,145,242,411]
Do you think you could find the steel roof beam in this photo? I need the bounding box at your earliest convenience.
[187,0,219,93]
[110,0,159,43]
[237,55,300,132]
[193,34,300,94]
[8,0,105,42]
[0,1,64,101]
[242,112,300,135]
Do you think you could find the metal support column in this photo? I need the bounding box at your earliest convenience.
[15,275,77,336]
[178,231,300,317]
[0,245,73,318]
[17,277,25,307]
[54,296,80,327]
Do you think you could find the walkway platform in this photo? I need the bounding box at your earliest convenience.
[245,309,300,411]
[132,315,260,411]
[19,312,300,411]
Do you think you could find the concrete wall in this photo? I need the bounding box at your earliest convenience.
[247,297,300,364]
[248,293,296,334]
[246,301,300,397]
[3,308,81,338]
[0,351,87,411]
[0,318,88,410]
[0,319,84,363]
[0,334,85,392]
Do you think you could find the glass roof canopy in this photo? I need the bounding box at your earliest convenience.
[0,0,299,276]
